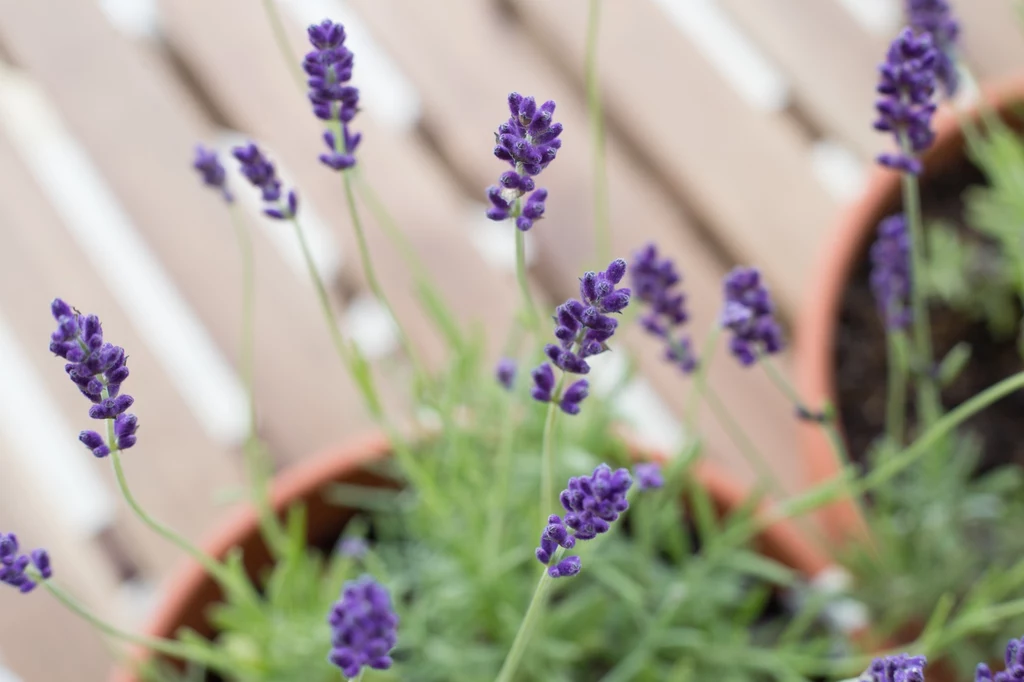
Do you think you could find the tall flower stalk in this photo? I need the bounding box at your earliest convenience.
[584,0,611,266]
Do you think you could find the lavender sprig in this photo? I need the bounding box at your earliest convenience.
[304,19,362,171]
[192,145,233,202]
[860,654,927,682]
[870,214,913,331]
[495,357,517,391]
[0,532,51,594]
[232,143,299,220]
[328,576,399,678]
[874,28,939,174]
[632,243,697,373]
[720,267,783,367]
[906,0,960,96]
[976,636,1024,682]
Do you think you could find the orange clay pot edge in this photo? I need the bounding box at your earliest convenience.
[794,74,1024,543]
[112,438,829,680]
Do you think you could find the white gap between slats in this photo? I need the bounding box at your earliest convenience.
[0,65,249,447]
[100,0,159,37]
[282,0,422,131]
[0,308,115,536]
[0,657,21,682]
[648,0,790,112]
[811,140,868,203]
[835,0,902,36]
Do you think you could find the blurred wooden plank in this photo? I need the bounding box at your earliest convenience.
[344,0,806,491]
[0,126,244,579]
[507,0,836,315]
[720,0,882,158]
[154,0,517,368]
[0,0,380,466]
[950,0,1024,80]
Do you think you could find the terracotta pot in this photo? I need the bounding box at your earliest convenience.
[795,75,1024,544]
[111,435,830,681]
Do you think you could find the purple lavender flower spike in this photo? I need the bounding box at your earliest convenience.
[49,299,140,452]
[861,654,927,682]
[634,462,664,491]
[485,92,561,225]
[720,267,783,366]
[232,143,299,220]
[631,243,697,373]
[1,532,51,594]
[495,357,517,391]
[304,19,362,171]
[870,214,912,330]
[548,555,581,578]
[328,576,398,678]
[874,28,939,174]
[192,145,233,202]
[976,637,1024,682]
[906,0,959,96]
[530,259,631,414]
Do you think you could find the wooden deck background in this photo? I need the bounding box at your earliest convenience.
[0,0,1020,678]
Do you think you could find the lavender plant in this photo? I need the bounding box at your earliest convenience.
[14,3,1024,682]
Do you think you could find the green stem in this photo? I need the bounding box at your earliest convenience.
[494,566,557,682]
[339,168,429,392]
[487,390,520,574]
[41,580,231,671]
[898,146,942,427]
[702,384,784,497]
[540,373,567,527]
[260,0,304,88]
[884,332,909,447]
[584,0,611,266]
[683,327,720,434]
[515,224,541,331]
[227,206,287,556]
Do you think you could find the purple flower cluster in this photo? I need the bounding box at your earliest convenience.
[536,464,633,578]
[1,533,51,594]
[495,357,517,391]
[906,0,960,96]
[304,19,362,171]
[531,259,631,415]
[861,654,927,682]
[192,145,233,202]
[720,267,783,366]
[633,462,664,491]
[870,214,912,331]
[874,27,939,174]
[232,143,298,220]
[485,93,562,231]
[328,577,398,678]
[976,637,1024,682]
[49,299,138,457]
[631,243,696,373]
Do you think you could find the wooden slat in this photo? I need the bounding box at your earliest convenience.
[343,0,806,491]
[0,0,379,466]
[719,0,883,158]
[0,126,244,580]
[154,0,518,368]
[950,0,1024,81]
[508,0,836,315]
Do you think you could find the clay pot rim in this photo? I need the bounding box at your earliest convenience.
[115,433,831,680]
[794,74,1024,539]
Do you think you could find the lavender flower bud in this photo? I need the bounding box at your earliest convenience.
[861,654,927,682]
[328,577,398,678]
[634,462,664,491]
[0,533,18,566]
[559,380,589,416]
[304,19,362,171]
[114,413,139,451]
[232,143,299,220]
[548,555,581,578]
[632,243,697,374]
[874,28,939,174]
[720,267,783,366]
[338,537,368,560]
[79,430,110,458]
[516,189,548,231]
[0,532,51,594]
[531,363,556,402]
[192,145,233,202]
[906,0,960,96]
[495,358,517,391]
[870,214,912,330]
[31,550,52,580]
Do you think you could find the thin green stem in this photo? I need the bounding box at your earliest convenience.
[227,206,287,556]
[540,373,567,528]
[884,332,909,447]
[339,168,429,392]
[41,580,230,671]
[898,143,942,427]
[702,385,784,497]
[515,224,541,331]
[683,327,720,435]
[495,566,557,682]
[486,392,520,574]
[584,0,611,266]
[260,0,304,88]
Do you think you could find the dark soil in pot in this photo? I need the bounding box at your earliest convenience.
[834,158,1024,472]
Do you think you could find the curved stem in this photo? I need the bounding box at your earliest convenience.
[584,0,611,266]
[884,332,909,447]
[540,373,567,528]
[41,580,230,671]
[702,384,784,497]
[494,566,557,682]
[227,206,286,556]
[683,327,721,435]
[515,225,541,331]
[260,0,304,88]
